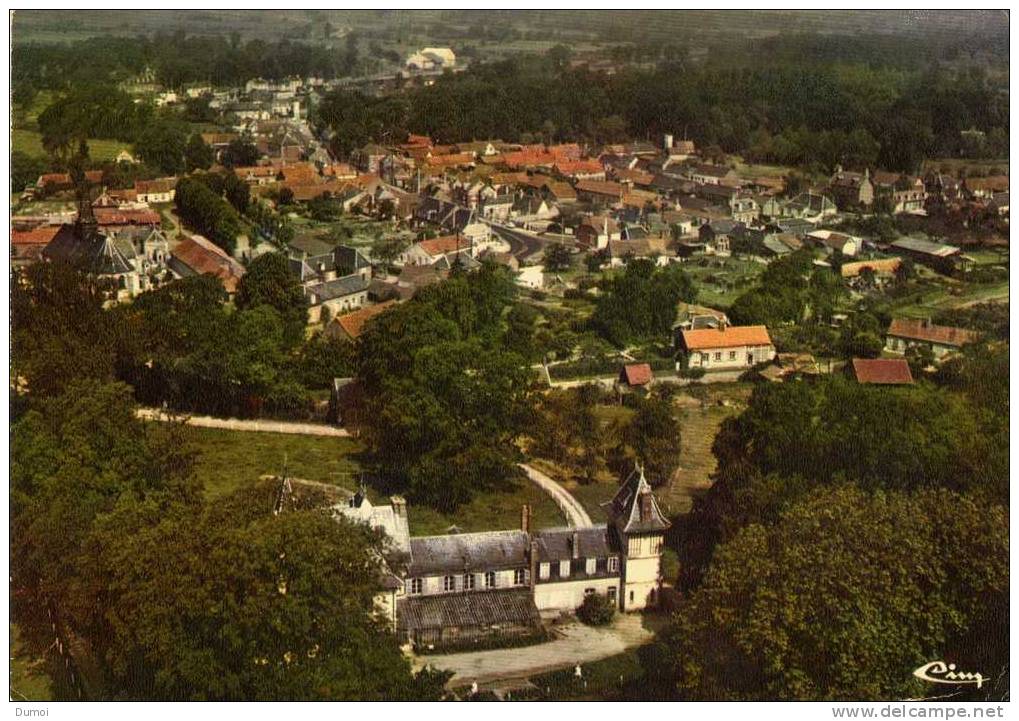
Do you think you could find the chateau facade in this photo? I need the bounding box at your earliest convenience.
[334,466,670,650]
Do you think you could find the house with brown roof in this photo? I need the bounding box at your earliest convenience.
[840,257,902,286]
[829,168,874,209]
[396,234,475,268]
[678,323,776,371]
[884,318,980,359]
[575,179,625,205]
[851,358,914,385]
[11,225,61,266]
[325,300,398,342]
[134,177,178,204]
[168,234,246,294]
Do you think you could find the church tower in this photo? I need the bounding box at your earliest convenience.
[607,465,671,611]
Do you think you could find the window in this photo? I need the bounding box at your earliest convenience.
[559,560,571,578]
[585,558,596,575]
[514,569,527,586]
[484,571,496,589]
[584,588,596,596]
[714,352,722,361]
[539,562,550,579]
[729,350,736,360]
[443,575,456,592]
[700,352,709,364]
[463,573,475,591]
[410,578,422,594]
[629,591,635,603]
[608,557,619,573]
[607,586,617,603]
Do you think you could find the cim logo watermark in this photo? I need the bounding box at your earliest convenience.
[913,661,986,689]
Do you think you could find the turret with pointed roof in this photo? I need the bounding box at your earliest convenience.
[608,464,671,536]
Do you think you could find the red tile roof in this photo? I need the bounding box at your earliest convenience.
[417,235,466,256]
[331,301,398,340]
[500,150,558,169]
[171,235,245,293]
[852,358,914,385]
[11,225,61,247]
[554,159,604,177]
[886,318,980,347]
[621,363,653,386]
[93,207,161,226]
[681,325,773,351]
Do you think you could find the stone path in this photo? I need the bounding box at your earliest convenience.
[519,464,593,528]
[415,614,653,684]
[135,407,353,437]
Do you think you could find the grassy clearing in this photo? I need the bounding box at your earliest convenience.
[658,383,752,514]
[188,427,564,536]
[9,623,54,702]
[12,128,130,161]
[189,427,364,498]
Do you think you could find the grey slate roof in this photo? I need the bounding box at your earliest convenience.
[43,224,135,276]
[408,530,528,576]
[532,525,618,563]
[305,274,370,302]
[608,466,671,534]
[890,237,960,257]
[397,588,540,633]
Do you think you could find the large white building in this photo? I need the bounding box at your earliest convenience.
[332,466,670,651]
[405,47,456,71]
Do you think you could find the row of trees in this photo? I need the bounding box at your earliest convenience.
[317,44,1007,171]
[174,175,245,254]
[12,261,350,420]
[13,33,353,99]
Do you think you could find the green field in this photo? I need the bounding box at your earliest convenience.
[9,623,54,702]
[189,427,564,536]
[12,128,130,161]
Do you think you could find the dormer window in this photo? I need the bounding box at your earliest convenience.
[608,557,619,573]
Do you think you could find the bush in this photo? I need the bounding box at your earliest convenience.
[577,592,615,626]
[679,366,706,379]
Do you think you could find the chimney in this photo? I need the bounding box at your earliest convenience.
[520,504,531,534]
[529,539,538,592]
[391,496,407,524]
[571,530,580,559]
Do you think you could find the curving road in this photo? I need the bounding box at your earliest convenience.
[485,221,548,262]
[519,464,593,528]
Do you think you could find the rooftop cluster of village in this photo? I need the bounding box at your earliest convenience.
[9,10,1010,702]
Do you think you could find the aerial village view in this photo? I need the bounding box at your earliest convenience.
[7,8,1011,710]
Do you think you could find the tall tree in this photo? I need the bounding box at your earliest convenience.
[646,485,1008,701]
[235,252,309,349]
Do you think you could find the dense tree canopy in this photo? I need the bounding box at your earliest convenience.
[590,260,697,346]
[646,485,1007,701]
[353,264,533,511]
[235,252,309,349]
[174,175,244,254]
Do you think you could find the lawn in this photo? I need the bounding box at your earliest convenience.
[10,623,54,702]
[12,128,130,161]
[681,255,766,309]
[190,427,365,499]
[188,427,564,536]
